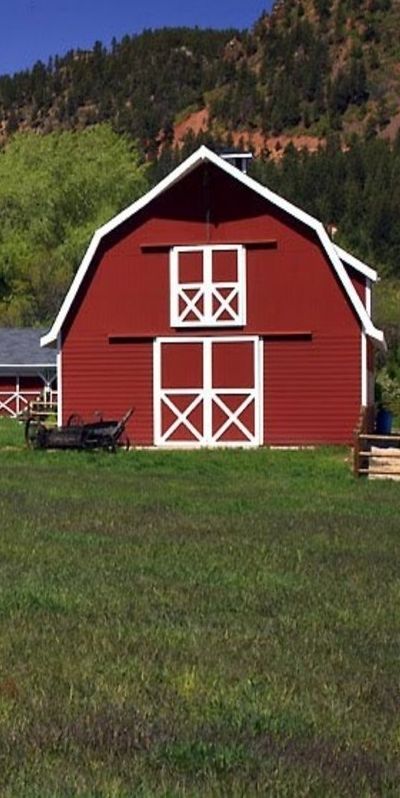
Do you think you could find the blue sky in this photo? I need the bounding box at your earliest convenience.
[0,0,273,76]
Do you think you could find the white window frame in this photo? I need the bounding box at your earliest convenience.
[170,244,246,328]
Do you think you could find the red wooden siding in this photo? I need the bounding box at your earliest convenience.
[212,250,237,282]
[179,251,203,282]
[264,334,360,444]
[0,377,17,392]
[212,340,254,389]
[0,377,17,416]
[61,339,152,444]
[162,342,203,389]
[61,163,364,445]
[367,339,375,371]
[344,264,366,305]
[63,165,361,341]
[0,374,49,417]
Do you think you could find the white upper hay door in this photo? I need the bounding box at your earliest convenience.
[170,245,246,328]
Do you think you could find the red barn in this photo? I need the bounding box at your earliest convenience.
[41,146,384,447]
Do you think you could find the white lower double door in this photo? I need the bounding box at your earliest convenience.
[154,336,263,447]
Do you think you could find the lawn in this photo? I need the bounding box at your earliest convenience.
[0,418,399,796]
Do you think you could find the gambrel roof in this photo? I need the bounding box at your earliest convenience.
[41,146,384,347]
[0,328,56,367]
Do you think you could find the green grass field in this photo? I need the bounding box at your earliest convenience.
[0,419,400,796]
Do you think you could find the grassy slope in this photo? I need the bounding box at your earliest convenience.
[0,419,400,796]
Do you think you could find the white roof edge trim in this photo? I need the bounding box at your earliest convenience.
[41,147,211,347]
[41,144,383,347]
[317,225,384,344]
[334,244,378,282]
[41,228,103,347]
[0,363,57,368]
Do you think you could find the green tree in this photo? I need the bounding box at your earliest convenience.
[0,125,148,325]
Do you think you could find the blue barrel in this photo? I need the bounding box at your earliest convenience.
[375,408,393,435]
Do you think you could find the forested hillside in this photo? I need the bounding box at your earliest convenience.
[0,28,237,156]
[1,1,400,149]
[211,0,400,139]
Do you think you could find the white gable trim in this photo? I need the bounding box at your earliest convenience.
[334,244,378,282]
[41,145,384,347]
[316,225,383,343]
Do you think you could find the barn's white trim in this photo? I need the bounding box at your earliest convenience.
[334,244,378,283]
[365,280,372,316]
[170,244,246,328]
[361,331,367,407]
[152,337,161,445]
[41,146,384,347]
[0,381,39,417]
[258,337,264,445]
[153,335,262,447]
[57,333,62,427]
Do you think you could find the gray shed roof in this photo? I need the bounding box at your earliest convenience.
[0,328,56,367]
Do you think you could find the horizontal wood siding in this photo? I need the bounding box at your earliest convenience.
[344,264,366,305]
[0,374,48,416]
[264,335,360,444]
[64,165,361,342]
[0,377,18,393]
[0,377,17,416]
[61,163,364,445]
[0,375,45,392]
[62,338,153,444]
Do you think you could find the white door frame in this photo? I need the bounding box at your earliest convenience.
[153,336,263,447]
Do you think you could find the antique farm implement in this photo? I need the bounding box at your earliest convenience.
[25,408,133,451]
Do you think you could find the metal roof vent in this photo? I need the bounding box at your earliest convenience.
[220,151,253,174]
